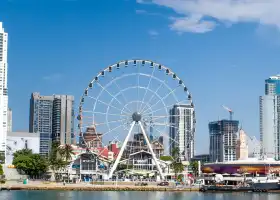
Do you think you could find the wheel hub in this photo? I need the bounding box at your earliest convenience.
[132,112,142,122]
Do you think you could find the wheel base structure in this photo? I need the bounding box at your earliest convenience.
[107,121,165,180]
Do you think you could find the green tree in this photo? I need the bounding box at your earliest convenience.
[0,164,4,175]
[49,142,68,172]
[189,161,199,176]
[170,147,184,180]
[13,149,32,160]
[160,155,173,162]
[49,141,60,161]
[13,153,48,178]
[0,153,5,164]
[48,142,69,181]
[59,144,75,162]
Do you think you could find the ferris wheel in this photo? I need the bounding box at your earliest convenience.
[77,59,196,179]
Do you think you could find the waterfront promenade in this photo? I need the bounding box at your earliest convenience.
[0,181,200,192]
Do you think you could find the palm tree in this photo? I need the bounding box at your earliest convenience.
[49,141,65,181]
[190,161,199,176]
[170,147,184,180]
[59,144,75,162]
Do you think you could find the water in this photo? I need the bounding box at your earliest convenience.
[0,191,280,200]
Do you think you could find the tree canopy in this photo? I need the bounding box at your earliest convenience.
[48,142,75,172]
[12,149,48,177]
[170,147,185,179]
[189,161,199,176]
[160,155,173,162]
[0,164,3,175]
[59,144,75,162]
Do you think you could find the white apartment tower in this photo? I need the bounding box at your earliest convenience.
[169,104,195,161]
[0,22,8,161]
[259,95,280,159]
[259,76,280,160]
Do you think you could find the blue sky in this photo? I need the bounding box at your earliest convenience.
[1,0,280,154]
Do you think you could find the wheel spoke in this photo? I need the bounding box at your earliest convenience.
[143,99,190,117]
[142,86,179,114]
[88,96,130,115]
[138,65,156,113]
[111,77,133,113]
[96,82,124,107]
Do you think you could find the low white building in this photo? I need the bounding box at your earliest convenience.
[6,131,40,164]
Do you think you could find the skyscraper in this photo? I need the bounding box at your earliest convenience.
[259,95,280,159]
[52,95,75,145]
[265,75,280,95]
[29,93,53,157]
[209,120,239,162]
[259,75,280,160]
[0,22,8,161]
[29,93,75,156]
[7,108,12,132]
[169,104,195,161]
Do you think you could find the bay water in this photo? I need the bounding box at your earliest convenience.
[0,191,279,200]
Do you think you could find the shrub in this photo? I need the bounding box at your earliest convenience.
[0,164,3,175]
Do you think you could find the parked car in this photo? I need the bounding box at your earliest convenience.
[135,182,148,186]
[157,181,169,186]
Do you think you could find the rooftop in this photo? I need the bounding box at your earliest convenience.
[267,75,280,80]
[7,131,40,138]
[204,158,280,165]
[0,22,4,32]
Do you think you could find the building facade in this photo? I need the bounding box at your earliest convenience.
[259,95,280,159]
[191,154,210,163]
[236,129,249,160]
[169,104,195,161]
[81,126,103,148]
[6,132,40,164]
[209,120,239,162]
[7,108,12,132]
[29,92,53,157]
[0,22,8,161]
[29,93,75,156]
[52,95,75,145]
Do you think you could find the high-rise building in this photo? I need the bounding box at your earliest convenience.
[209,120,239,162]
[169,104,195,161]
[0,22,8,161]
[259,95,280,159]
[259,75,280,160]
[236,129,248,160]
[29,93,75,156]
[29,92,53,157]
[265,75,280,95]
[52,95,75,145]
[7,108,12,132]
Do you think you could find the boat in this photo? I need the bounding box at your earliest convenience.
[250,174,280,191]
[199,173,280,192]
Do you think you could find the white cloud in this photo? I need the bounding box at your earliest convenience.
[137,0,280,33]
[43,73,62,81]
[148,30,159,36]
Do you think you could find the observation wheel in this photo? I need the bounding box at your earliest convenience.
[77,59,196,180]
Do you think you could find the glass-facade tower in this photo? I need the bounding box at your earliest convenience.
[209,120,239,162]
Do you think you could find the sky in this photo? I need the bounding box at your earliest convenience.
[1,0,280,154]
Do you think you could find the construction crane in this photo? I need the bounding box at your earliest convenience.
[222,105,234,120]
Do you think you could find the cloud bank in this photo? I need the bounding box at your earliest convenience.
[137,0,280,33]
